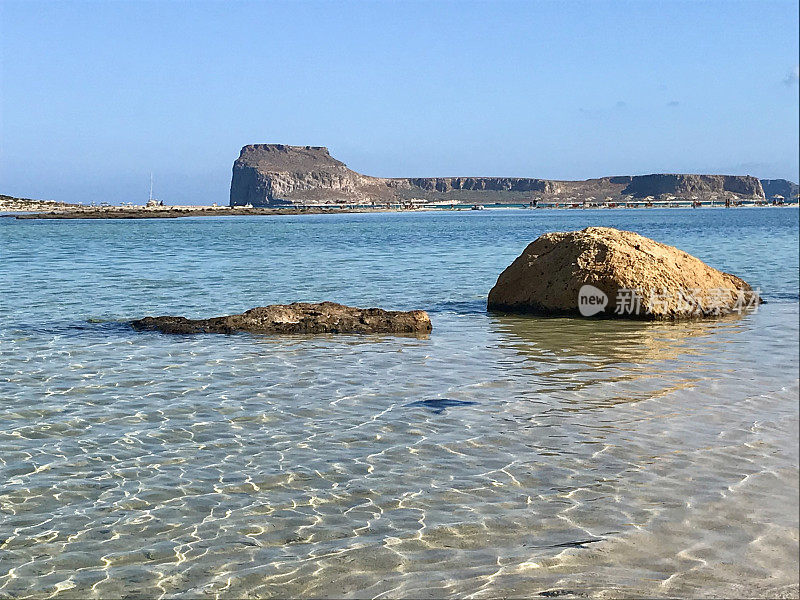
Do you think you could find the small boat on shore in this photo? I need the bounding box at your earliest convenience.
[146,173,163,207]
[471,204,485,210]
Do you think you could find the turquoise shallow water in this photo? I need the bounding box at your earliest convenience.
[1,207,798,598]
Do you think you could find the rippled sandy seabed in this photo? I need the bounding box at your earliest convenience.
[1,209,798,598]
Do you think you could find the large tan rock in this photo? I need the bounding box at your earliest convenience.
[132,302,432,335]
[487,227,759,319]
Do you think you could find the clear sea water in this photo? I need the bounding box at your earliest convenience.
[1,207,798,598]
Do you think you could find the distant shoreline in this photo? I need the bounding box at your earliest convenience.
[1,194,797,220]
[7,206,396,219]
[3,203,798,220]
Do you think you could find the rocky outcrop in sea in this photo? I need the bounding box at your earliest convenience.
[486,227,759,319]
[131,301,432,335]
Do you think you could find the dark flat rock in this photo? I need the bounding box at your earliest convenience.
[131,301,432,336]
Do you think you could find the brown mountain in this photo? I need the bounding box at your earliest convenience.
[229,144,768,206]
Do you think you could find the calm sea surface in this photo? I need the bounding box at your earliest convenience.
[1,208,798,598]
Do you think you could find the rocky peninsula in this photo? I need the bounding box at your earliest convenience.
[229,144,794,207]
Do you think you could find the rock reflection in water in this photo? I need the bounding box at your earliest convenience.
[489,313,749,410]
[491,312,746,363]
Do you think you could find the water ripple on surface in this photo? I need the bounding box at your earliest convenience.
[0,210,797,598]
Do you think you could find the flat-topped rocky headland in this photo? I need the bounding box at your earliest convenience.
[229,143,797,207]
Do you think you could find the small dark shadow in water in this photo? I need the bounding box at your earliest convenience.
[548,537,603,548]
[10,319,134,337]
[430,299,487,314]
[406,398,478,414]
[525,537,604,550]
[766,292,799,302]
[538,589,585,597]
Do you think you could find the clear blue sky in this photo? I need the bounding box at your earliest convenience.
[1,0,798,205]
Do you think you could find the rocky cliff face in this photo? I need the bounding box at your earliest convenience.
[229,144,769,206]
[393,177,558,193]
[229,144,563,206]
[230,144,379,205]
[621,174,764,198]
[760,179,799,199]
